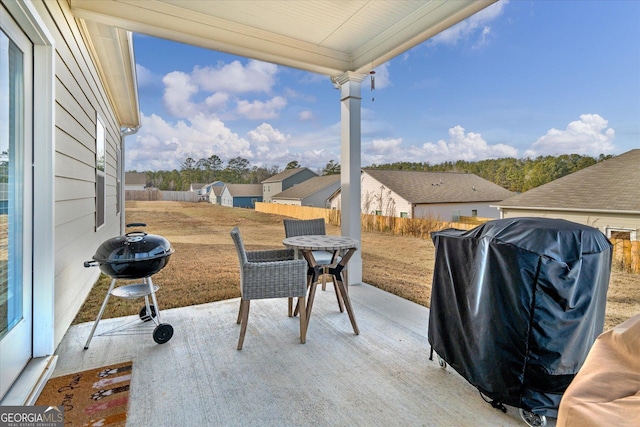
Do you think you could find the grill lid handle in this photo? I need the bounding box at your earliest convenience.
[126,222,147,228]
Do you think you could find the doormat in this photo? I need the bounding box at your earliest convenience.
[35,361,132,427]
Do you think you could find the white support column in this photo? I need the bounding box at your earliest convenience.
[334,72,367,285]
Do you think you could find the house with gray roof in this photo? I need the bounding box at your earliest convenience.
[262,167,317,202]
[328,169,515,220]
[220,184,263,208]
[208,183,226,205]
[494,149,640,240]
[125,172,147,190]
[272,174,341,207]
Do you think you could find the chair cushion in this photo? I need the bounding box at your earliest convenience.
[312,250,338,266]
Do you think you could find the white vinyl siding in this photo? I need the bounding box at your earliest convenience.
[499,208,640,240]
[35,0,123,347]
[360,174,411,218]
[414,203,501,221]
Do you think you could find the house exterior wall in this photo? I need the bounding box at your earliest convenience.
[414,203,500,221]
[499,208,640,240]
[220,187,233,207]
[272,199,302,206]
[234,196,262,208]
[330,174,502,220]
[221,187,262,208]
[304,184,339,208]
[272,183,339,208]
[38,0,124,347]
[263,169,316,202]
[360,174,412,217]
[262,182,283,203]
[282,169,316,190]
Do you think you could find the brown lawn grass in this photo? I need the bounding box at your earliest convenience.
[73,201,640,330]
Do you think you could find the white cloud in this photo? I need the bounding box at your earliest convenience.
[298,110,314,121]
[236,96,287,120]
[204,92,229,110]
[371,138,403,153]
[136,64,161,88]
[162,71,199,118]
[247,123,289,144]
[126,113,333,171]
[191,60,278,93]
[523,114,616,158]
[126,112,252,171]
[430,0,508,47]
[362,126,517,166]
[159,59,283,119]
[424,125,518,160]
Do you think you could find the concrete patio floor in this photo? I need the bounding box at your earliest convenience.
[50,283,556,426]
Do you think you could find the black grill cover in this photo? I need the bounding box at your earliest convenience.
[428,217,612,417]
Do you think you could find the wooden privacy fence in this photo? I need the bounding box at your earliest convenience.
[255,203,477,237]
[255,202,640,274]
[611,238,640,274]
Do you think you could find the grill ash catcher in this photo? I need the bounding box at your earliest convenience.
[83,223,175,348]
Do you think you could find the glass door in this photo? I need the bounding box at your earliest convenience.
[0,6,33,398]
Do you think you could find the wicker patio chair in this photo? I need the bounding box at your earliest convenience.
[230,227,308,350]
[283,218,345,313]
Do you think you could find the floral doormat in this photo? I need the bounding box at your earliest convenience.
[35,361,132,427]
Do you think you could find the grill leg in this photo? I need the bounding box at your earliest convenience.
[146,277,162,324]
[84,278,117,349]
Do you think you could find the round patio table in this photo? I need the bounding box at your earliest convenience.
[283,235,359,335]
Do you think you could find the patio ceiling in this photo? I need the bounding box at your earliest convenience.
[71,0,497,75]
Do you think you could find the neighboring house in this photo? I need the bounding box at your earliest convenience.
[328,169,515,220]
[220,184,263,208]
[199,181,224,202]
[124,172,147,190]
[190,183,205,193]
[208,184,225,205]
[272,174,341,207]
[494,149,640,240]
[262,168,317,202]
[1,0,139,402]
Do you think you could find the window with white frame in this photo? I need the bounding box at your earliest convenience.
[606,227,637,241]
[95,116,105,229]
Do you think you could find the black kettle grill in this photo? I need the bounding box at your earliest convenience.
[83,223,174,348]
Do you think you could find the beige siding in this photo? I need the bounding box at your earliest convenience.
[361,174,412,217]
[414,202,501,221]
[263,182,283,203]
[273,199,302,206]
[500,209,640,240]
[37,0,124,346]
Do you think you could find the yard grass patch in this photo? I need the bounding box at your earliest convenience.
[74,201,640,331]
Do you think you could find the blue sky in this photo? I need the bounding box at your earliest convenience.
[126,0,640,173]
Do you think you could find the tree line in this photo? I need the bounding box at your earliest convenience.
[130,156,341,191]
[368,153,612,193]
[129,153,611,193]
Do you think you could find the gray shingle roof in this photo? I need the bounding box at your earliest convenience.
[273,174,340,200]
[262,167,316,183]
[495,149,640,212]
[363,169,515,204]
[211,186,225,197]
[125,172,146,186]
[224,184,263,197]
